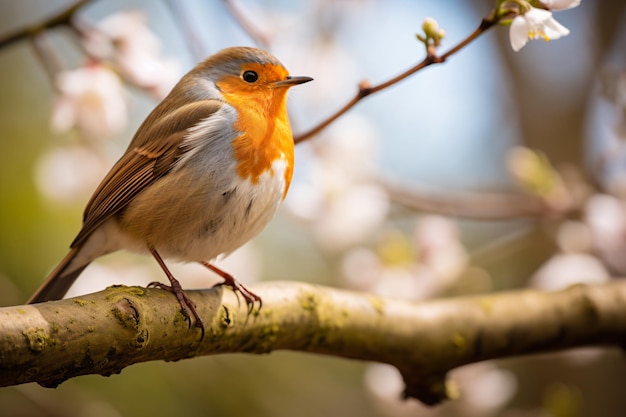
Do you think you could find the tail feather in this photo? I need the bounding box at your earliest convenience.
[27,247,91,304]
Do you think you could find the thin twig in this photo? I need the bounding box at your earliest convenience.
[67,18,168,102]
[0,0,91,49]
[294,18,496,143]
[223,0,271,49]
[164,0,208,61]
[29,34,65,92]
[383,178,565,220]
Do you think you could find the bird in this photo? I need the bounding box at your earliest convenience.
[28,46,313,334]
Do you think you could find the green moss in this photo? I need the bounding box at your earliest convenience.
[368,296,385,315]
[477,298,495,314]
[299,292,319,312]
[445,379,459,400]
[23,327,55,352]
[126,286,148,296]
[451,333,467,354]
[104,285,147,301]
[257,323,280,352]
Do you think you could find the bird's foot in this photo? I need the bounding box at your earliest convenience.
[200,261,262,314]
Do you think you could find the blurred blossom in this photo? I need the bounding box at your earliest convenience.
[377,230,415,266]
[364,364,405,404]
[530,253,610,291]
[584,194,626,250]
[313,184,389,251]
[282,39,358,112]
[453,362,518,413]
[34,145,111,205]
[584,193,626,273]
[413,216,468,285]
[287,115,389,251]
[341,217,467,300]
[371,266,422,300]
[284,182,324,221]
[309,114,379,186]
[365,362,517,417]
[508,6,572,52]
[364,363,436,417]
[341,247,383,291]
[118,47,181,99]
[83,10,181,98]
[542,0,582,10]
[50,63,127,141]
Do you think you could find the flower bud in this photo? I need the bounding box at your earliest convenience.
[422,17,440,39]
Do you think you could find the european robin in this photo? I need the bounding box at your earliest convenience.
[28,46,313,334]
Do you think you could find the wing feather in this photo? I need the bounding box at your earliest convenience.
[71,100,224,248]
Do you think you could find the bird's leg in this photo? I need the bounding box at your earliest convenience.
[148,246,205,337]
[200,261,262,314]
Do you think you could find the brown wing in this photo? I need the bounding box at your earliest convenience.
[71,100,223,248]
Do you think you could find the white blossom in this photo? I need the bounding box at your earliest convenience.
[584,194,626,273]
[413,216,467,284]
[509,7,570,52]
[542,0,581,11]
[314,184,389,251]
[50,64,127,140]
[83,11,181,98]
[34,145,111,205]
[453,362,518,411]
[531,253,610,291]
[286,115,389,251]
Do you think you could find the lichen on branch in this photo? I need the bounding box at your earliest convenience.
[1,281,626,405]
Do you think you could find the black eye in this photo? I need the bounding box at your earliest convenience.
[242,70,258,83]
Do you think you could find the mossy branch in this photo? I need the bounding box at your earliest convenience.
[2,281,626,405]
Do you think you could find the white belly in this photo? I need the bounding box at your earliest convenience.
[188,156,289,260]
[106,153,289,263]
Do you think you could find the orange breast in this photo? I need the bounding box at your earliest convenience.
[217,72,295,199]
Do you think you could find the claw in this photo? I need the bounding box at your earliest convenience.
[200,261,262,314]
[149,247,205,339]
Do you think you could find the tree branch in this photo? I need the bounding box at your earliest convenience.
[0,0,90,49]
[383,179,566,220]
[2,281,626,405]
[293,18,496,143]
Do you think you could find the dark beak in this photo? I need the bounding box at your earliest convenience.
[273,75,314,87]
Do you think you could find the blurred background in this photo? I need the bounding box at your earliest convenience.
[1,0,626,416]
